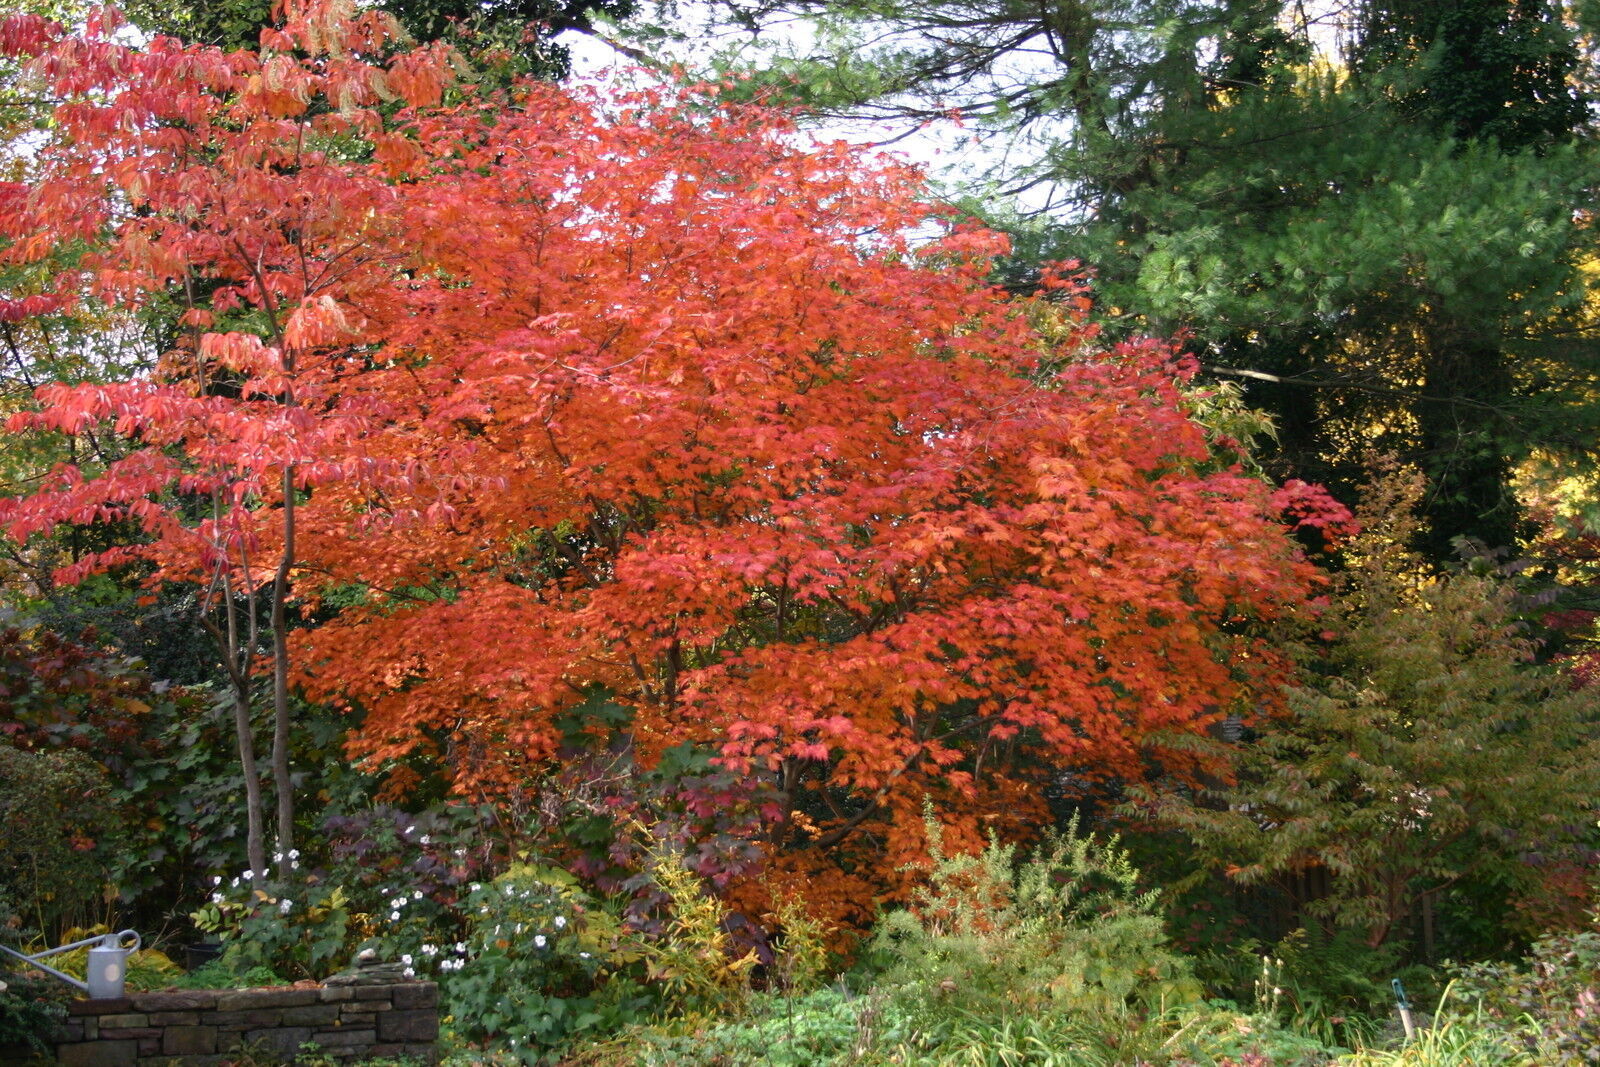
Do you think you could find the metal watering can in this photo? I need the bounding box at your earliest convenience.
[0,929,142,999]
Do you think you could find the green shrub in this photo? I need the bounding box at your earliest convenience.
[0,744,126,938]
[868,810,1200,1031]
[439,864,653,1064]
[170,960,287,990]
[0,973,71,1057]
[1451,921,1600,1065]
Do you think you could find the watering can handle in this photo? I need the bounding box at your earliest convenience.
[114,930,142,952]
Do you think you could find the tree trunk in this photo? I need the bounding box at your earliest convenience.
[270,465,297,879]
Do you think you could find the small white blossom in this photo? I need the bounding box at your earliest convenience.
[469,883,481,892]
[401,954,413,966]
[279,898,292,914]
[211,893,224,904]
[419,834,430,845]
[412,890,422,901]
[389,911,401,922]
[454,942,466,953]
[534,935,547,949]
[403,966,415,978]
[554,916,567,929]
[212,875,223,887]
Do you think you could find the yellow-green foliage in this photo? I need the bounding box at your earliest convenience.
[870,809,1199,1025]
[766,889,830,995]
[36,926,181,992]
[639,853,758,1017]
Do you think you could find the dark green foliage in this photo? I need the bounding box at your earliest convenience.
[169,960,288,989]
[1152,469,1600,950]
[1359,0,1587,148]
[116,0,639,78]
[1453,919,1600,1064]
[0,972,70,1058]
[0,744,125,939]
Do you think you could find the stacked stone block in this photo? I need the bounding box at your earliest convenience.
[52,981,438,1065]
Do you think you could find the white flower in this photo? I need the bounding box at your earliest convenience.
[454,942,466,953]
[412,890,422,901]
[580,952,591,959]
[469,883,481,892]
[389,911,401,922]
[401,954,413,966]
[534,935,547,949]
[288,849,300,860]
[554,916,567,929]
[211,893,224,904]
[279,898,292,914]
[419,834,431,845]
[404,824,415,835]
[403,966,415,978]
[212,875,223,887]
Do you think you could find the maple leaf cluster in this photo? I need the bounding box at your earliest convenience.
[0,2,1329,909]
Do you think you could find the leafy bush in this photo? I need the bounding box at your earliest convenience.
[169,960,287,990]
[0,973,71,1057]
[438,863,652,1064]
[867,811,1199,1031]
[1452,921,1600,1065]
[1153,469,1600,954]
[0,744,126,939]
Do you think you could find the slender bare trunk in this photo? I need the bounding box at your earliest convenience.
[204,555,269,887]
[270,465,296,878]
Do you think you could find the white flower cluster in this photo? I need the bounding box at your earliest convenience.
[402,941,471,975]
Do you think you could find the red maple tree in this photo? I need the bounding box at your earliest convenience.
[0,2,1332,918]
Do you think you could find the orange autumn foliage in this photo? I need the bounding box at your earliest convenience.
[0,2,1332,918]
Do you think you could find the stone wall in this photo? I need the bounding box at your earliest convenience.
[53,981,438,1065]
